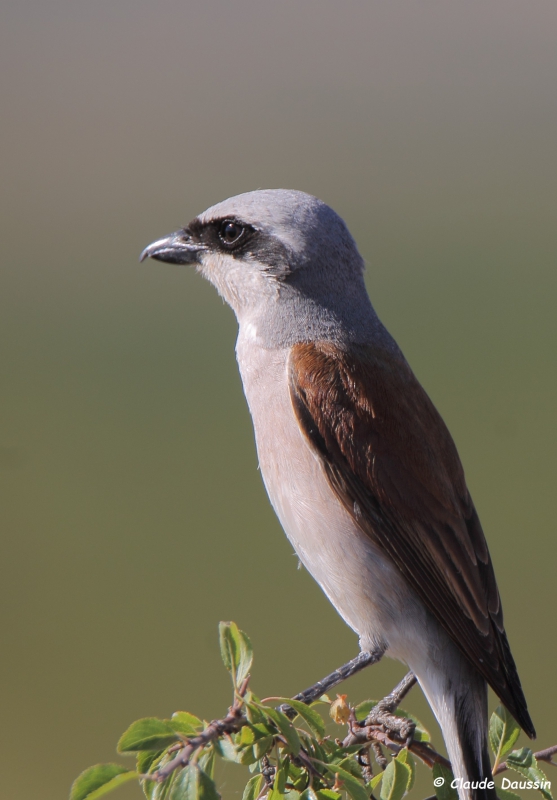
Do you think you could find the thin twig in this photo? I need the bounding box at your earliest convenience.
[342,719,451,770]
[144,677,251,783]
[532,745,557,767]
[279,650,385,719]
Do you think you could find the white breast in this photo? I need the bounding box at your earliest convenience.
[235,332,428,660]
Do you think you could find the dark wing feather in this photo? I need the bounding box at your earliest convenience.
[289,340,534,737]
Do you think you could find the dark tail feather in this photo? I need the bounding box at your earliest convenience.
[496,629,536,739]
[456,689,497,800]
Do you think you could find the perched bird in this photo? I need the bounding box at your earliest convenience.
[141,189,534,800]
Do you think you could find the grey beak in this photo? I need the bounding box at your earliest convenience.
[139,230,204,265]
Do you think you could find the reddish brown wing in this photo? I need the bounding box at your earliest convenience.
[289,340,534,736]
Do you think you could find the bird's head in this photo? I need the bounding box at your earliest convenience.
[140,189,376,347]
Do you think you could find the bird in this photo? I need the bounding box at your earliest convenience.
[140,189,534,800]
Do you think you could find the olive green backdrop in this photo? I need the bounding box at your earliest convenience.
[1,2,555,799]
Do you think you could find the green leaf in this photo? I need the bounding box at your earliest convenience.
[496,790,522,800]
[218,622,253,687]
[193,767,220,800]
[238,746,258,766]
[354,699,375,719]
[168,765,220,800]
[199,748,216,780]
[242,775,264,800]
[505,748,552,800]
[236,629,254,684]
[275,759,289,795]
[253,722,276,738]
[267,760,290,800]
[149,771,175,800]
[234,728,257,764]
[315,791,341,800]
[143,752,180,800]
[238,725,256,747]
[489,706,521,764]
[219,621,234,672]
[118,718,179,752]
[137,750,165,776]
[246,703,267,725]
[396,749,415,792]
[370,772,384,791]
[380,757,410,800]
[172,711,202,726]
[213,735,242,763]
[254,735,274,759]
[336,757,363,780]
[142,777,157,800]
[237,722,271,746]
[322,764,369,800]
[271,698,326,739]
[70,764,137,800]
[170,712,203,737]
[432,763,458,800]
[505,747,534,769]
[289,765,308,792]
[141,755,167,800]
[258,705,301,755]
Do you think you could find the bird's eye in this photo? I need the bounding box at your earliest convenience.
[218,220,245,247]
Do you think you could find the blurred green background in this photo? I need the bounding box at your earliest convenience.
[1,1,556,798]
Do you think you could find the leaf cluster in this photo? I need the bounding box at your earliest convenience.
[70,623,553,800]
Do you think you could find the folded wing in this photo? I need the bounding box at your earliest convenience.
[289,340,534,737]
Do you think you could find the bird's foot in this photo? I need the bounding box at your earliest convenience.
[364,703,415,748]
[362,672,417,748]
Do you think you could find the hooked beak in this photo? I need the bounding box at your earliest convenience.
[139,229,204,265]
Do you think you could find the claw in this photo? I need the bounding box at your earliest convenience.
[364,698,416,748]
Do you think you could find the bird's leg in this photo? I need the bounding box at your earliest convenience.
[363,671,417,746]
[279,649,384,720]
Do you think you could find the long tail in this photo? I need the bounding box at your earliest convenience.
[413,650,497,800]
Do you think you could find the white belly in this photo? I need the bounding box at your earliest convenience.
[235,334,428,660]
